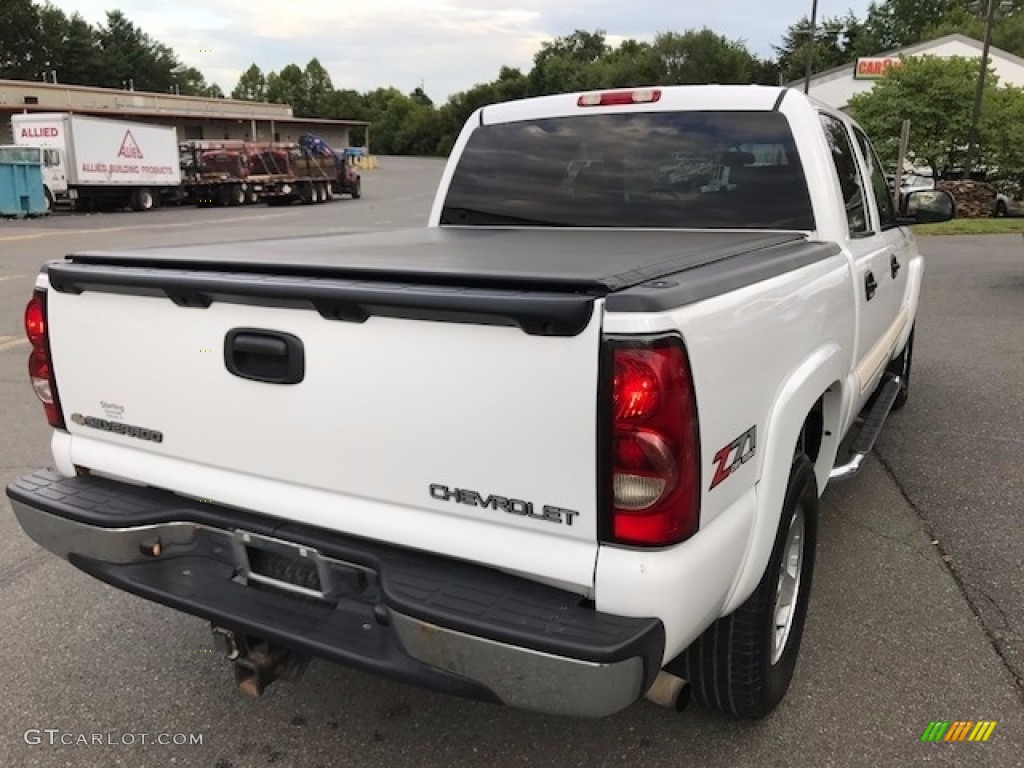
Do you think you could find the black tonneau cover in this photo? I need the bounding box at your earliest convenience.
[67,228,812,292]
[49,228,841,337]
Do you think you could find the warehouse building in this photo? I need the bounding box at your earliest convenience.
[796,33,1024,110]
[0,79,369,149]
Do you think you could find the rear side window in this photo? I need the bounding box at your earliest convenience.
[819,115,868,236]
[853,128,898,230]
[441,111,815,230]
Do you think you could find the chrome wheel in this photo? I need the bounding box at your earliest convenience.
[771,505,806,665]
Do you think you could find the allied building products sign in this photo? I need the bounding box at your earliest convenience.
[854,56,903,80]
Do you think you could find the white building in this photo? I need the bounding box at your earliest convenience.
[795,33,1024,110]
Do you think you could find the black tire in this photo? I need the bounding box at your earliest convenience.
[299,181,315,205]
[351,177,362,199]
[229,184,245,206]
[887,326,914,410]
[43,187,54,213]
[131,187,155,212]
[995,200,1008,218]
[670,453,819,719]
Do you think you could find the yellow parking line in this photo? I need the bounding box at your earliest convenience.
[0,338,29,352]
[0,212,294,243]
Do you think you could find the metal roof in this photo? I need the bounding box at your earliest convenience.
[0,102,369,127]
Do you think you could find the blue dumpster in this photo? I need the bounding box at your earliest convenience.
[0,145,48,218]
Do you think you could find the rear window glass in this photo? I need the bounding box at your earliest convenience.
[441,111,814,230]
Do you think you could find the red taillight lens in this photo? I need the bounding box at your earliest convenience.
[25,297,46,346]
[605,338,700,546]
[24,291,64,429]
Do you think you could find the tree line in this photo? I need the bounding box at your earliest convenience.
[0,0,222,96]
[228,0,1024,156]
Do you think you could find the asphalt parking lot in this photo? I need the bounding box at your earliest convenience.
[1,157,1022,768]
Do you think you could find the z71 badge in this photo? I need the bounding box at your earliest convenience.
[710,426,756,490]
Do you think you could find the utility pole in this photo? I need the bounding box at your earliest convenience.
[803,0,820,94]
[963,0,1011,178]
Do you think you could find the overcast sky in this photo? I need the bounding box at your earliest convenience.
[49,1,875,100]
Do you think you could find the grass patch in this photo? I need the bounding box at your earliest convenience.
[913,218,1024,236]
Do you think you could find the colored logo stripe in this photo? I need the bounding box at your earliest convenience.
[945,721,973,741]
[920,721,996,742]
[969,722,997,742]
[921,721,949,742]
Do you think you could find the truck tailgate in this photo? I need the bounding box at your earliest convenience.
[43,266,603,589]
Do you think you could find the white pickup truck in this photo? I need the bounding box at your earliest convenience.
[7,86,953,719]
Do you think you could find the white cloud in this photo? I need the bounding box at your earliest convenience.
[46,1,875,101]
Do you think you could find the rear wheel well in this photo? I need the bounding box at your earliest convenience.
[797,398,824,463]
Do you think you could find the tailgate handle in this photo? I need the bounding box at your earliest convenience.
[225,329,304,385]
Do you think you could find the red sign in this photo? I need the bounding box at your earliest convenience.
[20,126,59,139]
[117,130,144,160]
[854,57,903,80]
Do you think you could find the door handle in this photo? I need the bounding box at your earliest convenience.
[865,271,877,301]
[890,254,901,279]
[224,328,305,384]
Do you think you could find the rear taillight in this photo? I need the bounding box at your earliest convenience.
[603,337,700,547]
[25,290,64,429]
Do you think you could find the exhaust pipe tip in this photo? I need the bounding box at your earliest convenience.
[645,671,691,712]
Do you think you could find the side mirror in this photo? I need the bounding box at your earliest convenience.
[899,189,955,224]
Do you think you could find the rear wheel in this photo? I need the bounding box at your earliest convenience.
[131,187,155,212]
[995,200,1008,218]
[670,453,818,719]
[229,184,245,206]
[351,177,362,199]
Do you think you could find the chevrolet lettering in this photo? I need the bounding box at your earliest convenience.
[429,483,579,526]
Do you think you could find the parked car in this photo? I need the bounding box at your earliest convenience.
[993,190,1024,217]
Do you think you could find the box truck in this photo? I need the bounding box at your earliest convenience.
[12,113,182,212]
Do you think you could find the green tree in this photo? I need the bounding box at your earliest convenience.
[922,1,1024,58]
[303,57,334,115]
[232,63,267,101]
[266,63,309,112]
[654,29,765,84]
[983,83,1024,174]
[360,87,416,153]
[173,65,221,97]
[860,0,960,51]
[59,13,102,85]
[847,55,1003,174]
[95,10,181,91]
[775,13,867,83]
[0,0,41,79]
[594,39,662,87]
[527,29,609,95]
